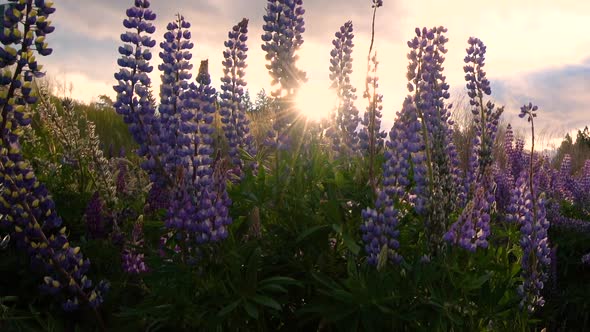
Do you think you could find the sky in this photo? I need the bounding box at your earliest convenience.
[43,0,590,150]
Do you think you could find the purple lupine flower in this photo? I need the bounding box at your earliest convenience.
[512,102,551,313]
[361,191,401,267]
[0,0,107,312]
[144,183,170,213]
[493,163,514,214]
[261,0,307,150]
[556,154,576,201]
[513,174,550,312]
[463,37,503,193]
[113,0,167,186]
[122,217,149,274]
[444,183,491,251]
[382,96,425,211]
[161,63,233,253]
[219,18,257,174]
[261,0,306,95]
[157,14,197,184]
[85,191,111,239]
[326,21,360,156]
[405,26,460,251]
[581,252,590,265]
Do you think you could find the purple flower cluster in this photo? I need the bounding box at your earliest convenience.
[444,183,491,251]
[261,0,306,95]
[326,21,360,156]
[463,37,503,188]
[113,2,233,255]
[382,96,425,210]
[113,0,168,188]
[0,0,107,312]
[406,27,460,250]
[362,26,462,262]
[122,217,149,274]
[506,103,551,312]
[156,14,198,182]
[513,175,550,312]
[219,18,257,174]
[360,192,401,267]
[85,191,111,240]
[556,154,578,201]
[261,0,307,150]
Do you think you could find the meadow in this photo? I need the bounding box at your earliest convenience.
[1,0,590,331]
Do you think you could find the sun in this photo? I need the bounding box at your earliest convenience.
[294,81,338,122]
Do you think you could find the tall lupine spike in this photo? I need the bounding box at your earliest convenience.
[557,154,575,201]
[326,21,360,156]
[261,0,307,150]
[406,26,459,252]
[463,37,503,189]
[157,14,197,184]
[190,60,216,185]
[113,0,169,187]
[261,0,306,96]
[0,1,108,318]
[446,37,502,250]
[219,18,257,175]
[511,102,550,313]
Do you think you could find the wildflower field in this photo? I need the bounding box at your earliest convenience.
[2,0,590,331]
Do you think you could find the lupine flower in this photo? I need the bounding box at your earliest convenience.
[444,183,491,251]
[581,252,590,265]
[372,0,384,7]
[162,63,233,252]
[463,37,503,193]
[556,154,576,201]
[326,21,360,156]
[122,216,149,274]
[405,26,460,251]
[511,174,550,312]
[261,0,307,149]
[85,191,111,240]
[0,0,107,313]
[156,14,197,184]
[261,0,306,95]
[511,102,551,313]
[382,96,425,210]
[113,0,166,186]
[360,191,401,267]
[219,18,257,174]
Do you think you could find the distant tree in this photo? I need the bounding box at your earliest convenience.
[95,94,114,110]
[575,126,590,149]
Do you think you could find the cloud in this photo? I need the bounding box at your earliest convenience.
[490,59,590,148]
